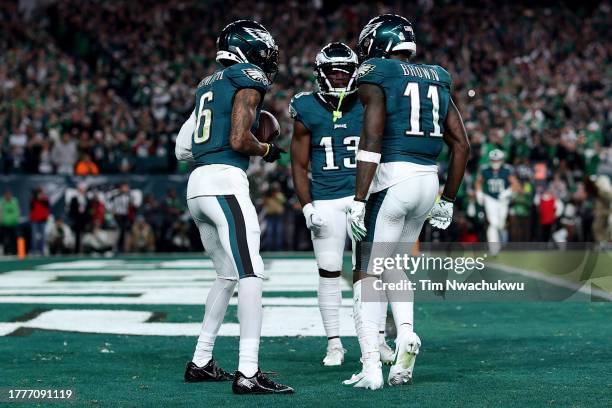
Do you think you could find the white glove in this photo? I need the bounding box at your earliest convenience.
[347,200,367,241]
[499,188,513,201]
[475,190,484,205]
[429,199,454,230]
[302,203,325,233]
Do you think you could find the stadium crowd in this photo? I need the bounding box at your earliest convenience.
[0,0,610,254]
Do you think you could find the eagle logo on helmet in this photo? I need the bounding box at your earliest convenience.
[358,21,383,44]
[243,27,275,49]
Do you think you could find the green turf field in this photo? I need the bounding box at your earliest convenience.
[1,254,611,407]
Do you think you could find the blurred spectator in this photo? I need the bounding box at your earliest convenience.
[0,191,21,255]
[46,217,75,254]
[38,141,54,174]
[110,183,134,252]
[591,175,612,243]
[509,180,534,242]
[68,183,89,252]
[126,216,155,253]
[51,133,78,175]
[536,188,559,242]
[82,219,116,254]
[164,220,191,252]
[75,154,100,176]
[263,182,286,251]
[29,188,49,254]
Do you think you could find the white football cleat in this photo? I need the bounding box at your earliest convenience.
[322,346,346,366]
[388,331,421,386]
[343,358,383,390]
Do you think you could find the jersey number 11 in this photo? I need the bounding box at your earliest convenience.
[403,82,443,137]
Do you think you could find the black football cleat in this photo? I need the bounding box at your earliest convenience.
[232,369,294,394]
[184,359,234,382]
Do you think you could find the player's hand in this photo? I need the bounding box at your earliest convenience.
[302,203,325,233]
[262,143,285,163]
[475,190,484,205]
[499,188,512,201]
[429,199,454,230]
[347,200,367,241]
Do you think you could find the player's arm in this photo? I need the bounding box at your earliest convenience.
[354,83,386,201]
[175,109,196,161]
[290,120,313,206]
[290,119,325,230]
[229,88,270,157]
[441,97,470,200]
[347,83,385,241]
[429,98,470,230]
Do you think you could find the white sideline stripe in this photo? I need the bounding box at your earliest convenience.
[490,262,612,301]
[0,296,354,306]
[37,260,216,269]
[0,308,357,337]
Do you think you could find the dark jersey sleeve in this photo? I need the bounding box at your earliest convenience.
[355,58,388,87]
[226,63,270,94]
[288,92,312,131]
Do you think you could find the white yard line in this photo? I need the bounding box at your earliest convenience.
[489,262,612,301]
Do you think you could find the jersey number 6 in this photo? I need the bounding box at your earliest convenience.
[194,91,213,144]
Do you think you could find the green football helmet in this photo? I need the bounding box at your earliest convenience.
[357,14,416,62]
[216,20,279,81]
[314,42,359,97]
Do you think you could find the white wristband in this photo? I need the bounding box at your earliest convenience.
[356,150,381,164]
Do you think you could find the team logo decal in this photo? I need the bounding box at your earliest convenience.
[288,103,297,119]
[359,21,383,43]
[244,27,275,48]
[242,68,270,85]
[357,63,375,78]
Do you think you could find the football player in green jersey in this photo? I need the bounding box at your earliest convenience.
[175,20,292,395]
[476,149,519,255]
[344,15,470,389]
[290,43,394,367]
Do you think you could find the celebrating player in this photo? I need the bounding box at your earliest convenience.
[174,20,293,395]
[476,149,518,255]
[345,15,470,389]
[289,43,394,367]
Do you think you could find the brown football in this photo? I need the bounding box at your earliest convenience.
[254,110,280,143]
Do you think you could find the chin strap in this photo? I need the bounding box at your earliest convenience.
[332,91,346,123]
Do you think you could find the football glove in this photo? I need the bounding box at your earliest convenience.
[499,188,513,201]
[262,143,285,163]
[302,203,325,234]
[429,199,454,230]
[347,200,367,241]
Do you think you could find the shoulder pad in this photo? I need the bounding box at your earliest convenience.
[288,92,314,127]
[226,63,270,91]
[356,58,388,86]
[433,65,452,87]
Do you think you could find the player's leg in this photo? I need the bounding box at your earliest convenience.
[377,296,395,364]
[216,194,293,394]
[499,200,510,244]
[312,198,348,366]
[383,174,438,386]
[346,189,406,389]
[484,195,502,255]
[185,196,237,382]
